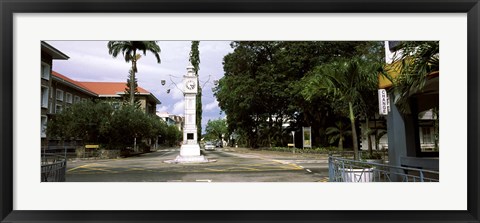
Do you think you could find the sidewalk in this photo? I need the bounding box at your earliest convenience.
[227,147,329,160]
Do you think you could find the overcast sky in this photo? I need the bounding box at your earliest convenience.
[47,41,233,133]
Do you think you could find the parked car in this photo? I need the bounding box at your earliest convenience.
[204,142,215,151]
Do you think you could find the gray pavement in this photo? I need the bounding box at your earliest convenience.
[65,147,330,182]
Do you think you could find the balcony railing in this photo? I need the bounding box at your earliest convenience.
[328,156,439,182]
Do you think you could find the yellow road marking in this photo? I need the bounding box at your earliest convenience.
[204,168,224,172]
[271,159,303,170]
[226,167,258,171]
[67,164,92,172]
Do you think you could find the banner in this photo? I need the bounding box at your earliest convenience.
[378,89,391,115]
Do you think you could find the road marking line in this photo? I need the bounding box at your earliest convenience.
[204,168,224,172]
[306,169,312,173]
[299,165,304,168]
[67,164,92,172]
[271,159,303,170]
[226,167,259,171]
[196,179,212,182]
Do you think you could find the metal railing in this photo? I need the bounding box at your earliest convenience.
[41,154,66,182]
[328,156,439,182]
[41,145,78,158]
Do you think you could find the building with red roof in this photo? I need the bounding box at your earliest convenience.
[50,71,160,115]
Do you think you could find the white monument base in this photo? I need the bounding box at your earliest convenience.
[164,144,210,163]
[180,144,201,156]
[171,154,209,163]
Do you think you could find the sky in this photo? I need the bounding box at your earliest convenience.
[46,41,234,133]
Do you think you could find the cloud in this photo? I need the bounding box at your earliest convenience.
[204,100,218,111]
[171,101,185,115]
[156,105,169,112]
[47,40,232,129]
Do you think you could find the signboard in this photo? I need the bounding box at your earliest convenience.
[302,127,312,148]
[378,89,391,115]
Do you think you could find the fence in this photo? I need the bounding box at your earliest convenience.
[328,156,439,182]
[329,150,389,160]
[41,145,79,158]
[41,154,66,182]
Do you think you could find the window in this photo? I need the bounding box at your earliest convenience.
[41,116,47,138]
[55,104,63,114]
[66,93,73,104]
[41,62,50,80]
[421,127,433,144]
[187,133,194,140]
[56,89,64,101]
[41,86,49,108]
[74,96,80,103]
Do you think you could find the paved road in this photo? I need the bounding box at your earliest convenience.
[65,147,330,182]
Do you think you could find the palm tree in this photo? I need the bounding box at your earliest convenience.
[107,41,161,105]
[389,41,439,113]
[301,56,379,160]
[325,120,351,150]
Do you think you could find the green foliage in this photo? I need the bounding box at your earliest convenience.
[390,41,439,114]
[299,43,384,160]
[325,120,352,150]
[189,41,200,74]
[47,100,114,143]
[361,151,383,160]
[164,125,182,147]
[47,101,177,149]
[215,41,384,149]
[204,119,228,142]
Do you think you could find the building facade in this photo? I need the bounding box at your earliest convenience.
[380,41,439,172]
[51,71,160,115]
[41,42,69,144]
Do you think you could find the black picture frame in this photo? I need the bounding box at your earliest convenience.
[1,0,479,222]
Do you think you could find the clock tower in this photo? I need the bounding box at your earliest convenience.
[173,65,207,162]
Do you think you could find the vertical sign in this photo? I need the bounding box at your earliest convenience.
[302,127,312,149]
[378,89,390,115]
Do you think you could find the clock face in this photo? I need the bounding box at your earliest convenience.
[186,80,196,90]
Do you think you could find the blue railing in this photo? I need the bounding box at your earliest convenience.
[328,156,439,182]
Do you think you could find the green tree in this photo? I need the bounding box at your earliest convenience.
[301,56,379,160]
[325,120,351,150]
[189,41,202,141]
[107,41,161,105]
[47,100,115,144]
[205,119,228,142]
[47,101,171,150]
[165,125,182,147]
[215,41,379,149]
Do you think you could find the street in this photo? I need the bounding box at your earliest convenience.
[66,147,330,182]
